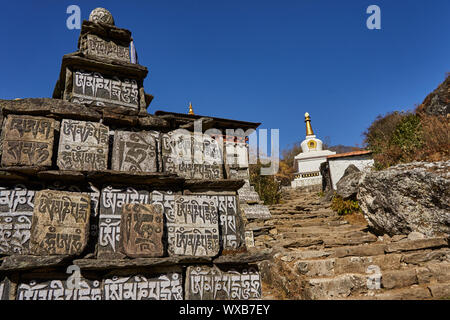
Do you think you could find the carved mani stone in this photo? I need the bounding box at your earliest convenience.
[79,34,130,63]
[112,130,159,173]
[185,265,262,300]
[241,204,272,220]
[29,190,90,255]
[1,115,56,167]
[120,203,164,258]
[103,273,183,300]
[97,186,150,259]
[71,70,139,111]
[161,130,224,179]
[57,119,109,171]
[0,185,36,255]
[168,195,220,257]
[89,7,115,25]
[17,278,102,300]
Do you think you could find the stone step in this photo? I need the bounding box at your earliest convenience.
[303,273,367,299]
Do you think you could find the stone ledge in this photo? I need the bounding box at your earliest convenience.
[213,249,272,265]
[385,238,449,253]
[0,255,72,271]
[73,256,212,271]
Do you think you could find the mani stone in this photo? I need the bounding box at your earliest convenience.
[225,141,249,168]
[237,181,261,204]
[0,185,36,255]
[241,204,272,220]
[71,70,139,111]
[57,119,109,171]
[97,186,150,259]
[213,195,245,251]
[120,203,164,258]
[89,7,115,25]
[79,34,130,63]
[103,273,183,300]
[112,130,158,173]
[1,115,56,167]
[0,278,10,300]
[245,231,255,248]
[161,131,224,179]
[228,167,250,180]
[29,190,91,255]
[185,265,262,300]
[168,195,220,257]
[17,278,102,300]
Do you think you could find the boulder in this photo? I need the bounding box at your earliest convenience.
[357,161,450,237]
[335,164,362,200]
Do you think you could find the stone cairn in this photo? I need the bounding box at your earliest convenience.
[0,8,271,300]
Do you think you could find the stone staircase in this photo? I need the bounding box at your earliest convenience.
[253,188,450,300]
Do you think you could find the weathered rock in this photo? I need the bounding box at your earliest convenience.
[213,248,272,265]
[357,161,450,237]
[335,164,361,200]
[29,190,91,255]
[381,269,417,289]
[416,74,449,116]
[120,203,164,258]
[185,265,262,300]
[0,255,71,271]
[385,238,448,253]
[1,115,57,167]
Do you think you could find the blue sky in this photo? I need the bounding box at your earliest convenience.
[0,0,448,152]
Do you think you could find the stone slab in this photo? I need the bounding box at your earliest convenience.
[57,119,109,171]
[161,130,224,179]
[168,195,220,256]
[71,69,139,110]
[1,115,56,167]
[225,141,249,168]
[120,203,164,258]
[0,185,36,254]
[241,204,272,220]
[245,231,255,248]
[17,278,102,300]
[185,265,262,300]
[103,273,183,300]
[29,190,90,255]
[0,278,10,300]
[97,186,150,259]
[79,34,130,63]
[111,130,158,173]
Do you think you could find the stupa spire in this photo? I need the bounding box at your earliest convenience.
[305,112,314,136]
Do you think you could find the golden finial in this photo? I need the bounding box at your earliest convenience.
[305,112,314,136]
[188,102,194,115]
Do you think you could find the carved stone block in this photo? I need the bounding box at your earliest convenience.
[1,115,56,166]
[103,273,183,300]
[241,204,272,220]
[111,130,158,173]
[0,185,36,255]
[168,195,220,256]
[185,265,262,300]
[161,130,223,179]
[17,278,102,300]
[79,34,130,63]
[57,119,109,171]
[29,190,91,255]
[71,70,139,110]
[97,186,150,259]
[120,203,164,257]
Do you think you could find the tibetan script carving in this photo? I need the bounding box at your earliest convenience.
[168,195,220,256]
[241,204,272,220]
[225,141,249,168]
[57,119,109,171]
[120,203,164,257]
[161,131,223,179]
[98,186,150,258]
[72,70,139,110]
[29,190,90,255]
[238,181,261,204]
[80,34,130,63]
[0,185,35,255]
[1,115,56,166]
[228,167,250,180]
[186,265,262,300]
[244,231,255,248]
[112,130,158,173]
[17,279,101,300]
[103,273,183,300]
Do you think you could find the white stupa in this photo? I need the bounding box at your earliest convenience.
[291,112,336,188]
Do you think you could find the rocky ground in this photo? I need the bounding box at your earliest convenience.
[252,187,450,300]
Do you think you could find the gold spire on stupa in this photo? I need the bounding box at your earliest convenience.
[188,102,194,115]
[305,112,314,136]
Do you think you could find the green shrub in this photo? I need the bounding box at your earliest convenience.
[331,195,360,215]
[249,162,282,205]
